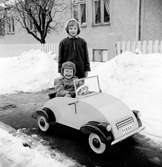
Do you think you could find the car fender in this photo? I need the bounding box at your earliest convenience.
[33,107,56,123]
[80,121,113,143]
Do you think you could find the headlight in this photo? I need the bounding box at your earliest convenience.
[99,122,112,131]
[106,124,112,131]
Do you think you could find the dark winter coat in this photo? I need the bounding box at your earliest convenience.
[58,37,91,78]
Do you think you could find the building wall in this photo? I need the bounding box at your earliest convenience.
[141,0,162,40]
[0,0,145,59]
[45,0,139,59]
[79,0,139,59]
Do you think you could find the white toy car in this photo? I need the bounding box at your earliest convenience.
[33,76,144,154]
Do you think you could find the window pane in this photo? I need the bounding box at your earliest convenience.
[12,17,15,32]
[80,3,86,24]
[73,5,79,21]
[7,18,11,33]
[104,0,110,22]
[94,0,101,24]
[0,19,5,35]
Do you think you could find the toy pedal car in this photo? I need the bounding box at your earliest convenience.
[32,76,144,154]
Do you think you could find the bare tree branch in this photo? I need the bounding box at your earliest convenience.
[2,0,67,44]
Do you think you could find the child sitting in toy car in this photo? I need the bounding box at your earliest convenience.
[52,61,78,98]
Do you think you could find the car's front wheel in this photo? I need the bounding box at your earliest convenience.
[88,133,107,154]
[37,115,50,132]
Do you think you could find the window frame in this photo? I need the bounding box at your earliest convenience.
[6,16,15,35]
[92,49,108,62]
[92,0,110,26]
[72,0,87,27]
[0,18,5,36]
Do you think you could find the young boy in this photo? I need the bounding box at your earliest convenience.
[54,61,78,98]
[58,18,91,79]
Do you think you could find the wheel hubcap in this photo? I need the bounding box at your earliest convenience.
[92,138,101,148]
[40,119,45,127]
[89,133,106,154]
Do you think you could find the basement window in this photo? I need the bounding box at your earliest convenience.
[93,49,108,62]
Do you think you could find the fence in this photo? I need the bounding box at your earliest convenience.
[115,40,162,55]
[0,43,57,57]
[2,40,162,59]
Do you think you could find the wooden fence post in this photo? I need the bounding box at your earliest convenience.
[142,40,147,53]
[136,41,142,53]
[153,40,159,53]
[121,41,126,53]
[160,40,162,53]
[147,40,153,53]
[126,41,131,52]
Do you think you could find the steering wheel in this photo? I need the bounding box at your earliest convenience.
[76,85,89,96]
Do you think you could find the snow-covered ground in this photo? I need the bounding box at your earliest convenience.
[0,122,78,167]
[0,49,162,166]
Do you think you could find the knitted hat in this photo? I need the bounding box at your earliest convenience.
[61,61,76,75]
[65,18,80,35]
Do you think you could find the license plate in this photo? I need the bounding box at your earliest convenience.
[121,124,134,134]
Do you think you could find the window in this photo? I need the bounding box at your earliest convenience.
[6,16,15,34]
[72,0,87,26]
[0,18,5,36]
[93,49,108,62]
[92,0,110,25]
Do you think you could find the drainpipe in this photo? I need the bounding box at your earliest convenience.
[138,0,142,41]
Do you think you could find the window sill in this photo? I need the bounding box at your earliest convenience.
[80,23,87,28]
[92,22,111,27]
[7,32,15,35]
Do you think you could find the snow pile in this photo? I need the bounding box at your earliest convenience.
[0,49,162,162]
[0,124,76,167]
[90,52,162,141]
[0,50,59,94]
[0,49,99,94]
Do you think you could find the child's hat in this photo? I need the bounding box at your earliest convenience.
[65,18,80,35]
[61,61,76,75]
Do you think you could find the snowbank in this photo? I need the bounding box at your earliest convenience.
[90,52,162,142]
[0,49,99,94]
[0,50,59,94]
[0,49,162,165]
[0,122,76,167]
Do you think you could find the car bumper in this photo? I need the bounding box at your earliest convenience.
[111,126,145,145]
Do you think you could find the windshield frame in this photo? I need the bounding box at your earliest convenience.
[74,75,102,99]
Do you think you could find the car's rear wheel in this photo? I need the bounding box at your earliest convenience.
[37,115,50,132]
[88,133,107,154]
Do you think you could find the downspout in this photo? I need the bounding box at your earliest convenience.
[138,0,142,41]
[71,0,73,18]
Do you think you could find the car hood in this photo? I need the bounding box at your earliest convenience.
[79,93,132,122]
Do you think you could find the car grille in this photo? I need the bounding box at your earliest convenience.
[116,117,134,129]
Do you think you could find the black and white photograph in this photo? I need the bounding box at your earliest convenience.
[0,0,162,166]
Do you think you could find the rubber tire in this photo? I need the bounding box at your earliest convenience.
[37,115,50,132]
[88,133,107,154]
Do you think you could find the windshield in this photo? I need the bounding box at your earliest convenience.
[74,75,101,98]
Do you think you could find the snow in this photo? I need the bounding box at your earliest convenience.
[0,50,59,94]
[0,122,76,167]
[0,49,162,166]
[90,52,162,142]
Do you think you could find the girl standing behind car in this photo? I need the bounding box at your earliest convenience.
[58,18,91,79]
